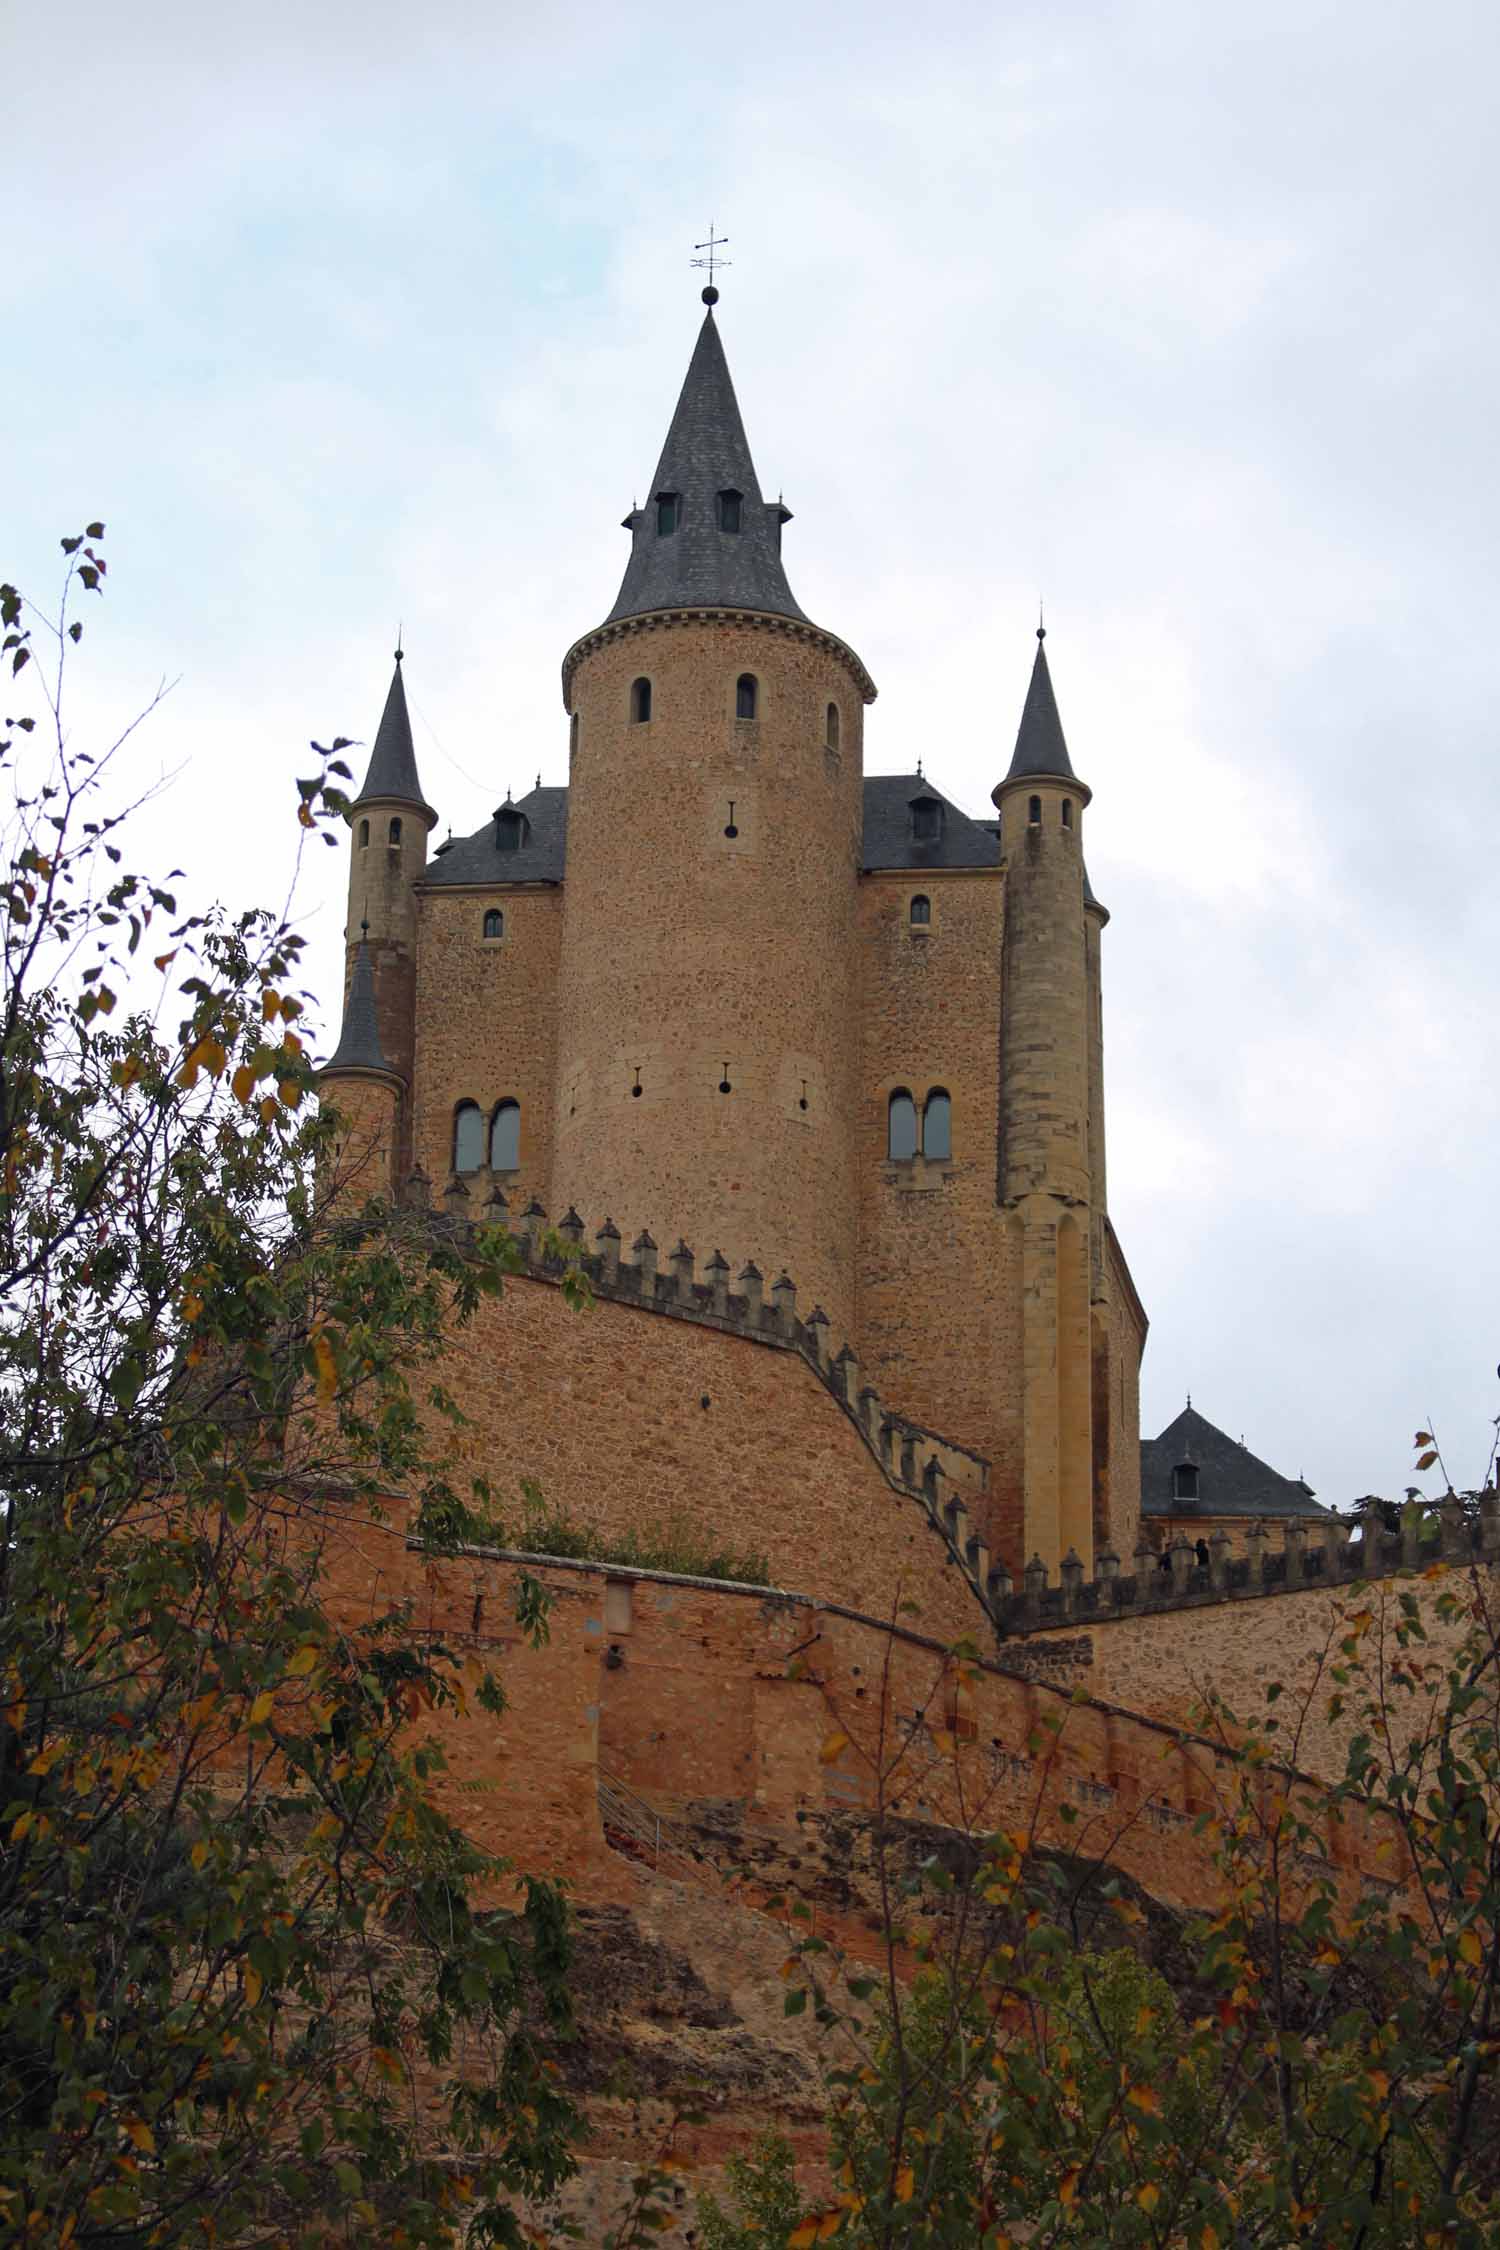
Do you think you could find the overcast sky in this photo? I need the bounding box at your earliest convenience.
[6,0,1497,1508]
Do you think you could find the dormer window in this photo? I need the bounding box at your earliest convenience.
[736,674,758,720]
[494,803,529,853]
[1172,1459,1200,1502]
[909,792,943,845]
[718,489,743,533]
[655,492,680,536]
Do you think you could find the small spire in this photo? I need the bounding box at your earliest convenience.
[353,646,435,819]
[1003,622,1077,784]
[322,929,392,1078]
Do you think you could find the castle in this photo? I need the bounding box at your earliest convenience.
[321,286,1146,1584]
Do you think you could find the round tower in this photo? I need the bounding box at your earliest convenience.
[550,295,875,1335]
[343,650,436,1171]
[994,626,1095,1574]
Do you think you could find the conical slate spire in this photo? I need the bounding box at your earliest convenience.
[1005,628,1077,783]
[322,932,392,1077]
[604,309,807,628]
[354,653,434,815]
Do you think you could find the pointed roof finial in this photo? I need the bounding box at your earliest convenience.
[395,622,403,664]
[691,224,730,305]
[1037,597,1045,643]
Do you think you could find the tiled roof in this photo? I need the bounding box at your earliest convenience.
[321,936,392,1076]
[421,786,568,887]
[1004,631,1076,784]
[354,656,434,816]
[1141,1405,1331,1522]
[860,776,1002,873]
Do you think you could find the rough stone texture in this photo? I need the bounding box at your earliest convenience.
[410,884,563,1207]
[552,615,867,1338]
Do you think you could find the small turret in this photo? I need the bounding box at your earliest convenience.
[318,926,403,1205]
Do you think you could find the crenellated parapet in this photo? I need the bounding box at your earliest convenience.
[405,1177,998,1622]
[990,1497,1500,1637]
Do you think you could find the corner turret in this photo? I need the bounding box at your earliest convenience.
[318,926,403,1205]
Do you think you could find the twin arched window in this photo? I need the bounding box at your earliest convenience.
[631,677,652,724]
[887,1088,952,1163]
[736,674,758,720]
[483,908,503,940]
[453,1098,521,1173]
[909,894,931,926]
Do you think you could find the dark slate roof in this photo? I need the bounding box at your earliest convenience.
[860,776,1002,873]
[603,309,808,628]
[1141,1405,1332,1522]
[321,937,392,1076]
[354,655,435,817]
[1004,630,1076,784]
[1082,858,1109,922]
[421,786,568,887]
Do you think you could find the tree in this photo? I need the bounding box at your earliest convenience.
[712,1463,1500,2247]
[0,534,578,2245]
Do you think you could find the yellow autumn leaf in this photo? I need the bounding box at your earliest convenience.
[788,2223,822,2249]
[278,1077,303,1108]
[1459,1929,1482,1968]
[248,1691,275,1727]
[1127,2083,1162,2114]
[190,1841,208,1870]
[287,1644,319,1677]
[1201,2228,1220,2250]
[122,2118,156,2154]
[893,2166,915,2204]
[1058,2167,1080,2207]
[311,1329,338,1404]
[231,1062,256,1105]
[819,1730,850,1765]
[243,1965,263,2007]
[1137,2182,1161,2213]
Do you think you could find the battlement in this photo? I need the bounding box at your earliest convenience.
[401,1172,997,1620]
[992,1500,1500,1638]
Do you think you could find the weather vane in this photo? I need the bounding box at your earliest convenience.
[691,226,731,300]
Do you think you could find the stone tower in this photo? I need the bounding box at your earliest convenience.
[994,629,1097,1573]
[550,296,877,1334]
[343,652,436,1178]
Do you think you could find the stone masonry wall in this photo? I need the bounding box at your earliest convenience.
[410,883,563,1214]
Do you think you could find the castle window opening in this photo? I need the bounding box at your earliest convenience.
[358,818,370,848]
[655,492,679,535]
[717,488,743,532]
[826,702,840,750]
[495,804,528,853]
[569,713,579,761]
[910,794,943,844]
[888,1089,918,1163]
[1062,797,1074,829]
[453,1101,484,1174]
[388,815,403,846]
[483,908,503,941]
[1172,1459,1199,1502]
[630,677,652,724]
[736,673,758,720]
[1028,795,1042,826]
[923,1089,952,1162]
[724,800,738,838]
[909,894,931,926]
[718,1063,732,1093]
[490,1099,520,1171]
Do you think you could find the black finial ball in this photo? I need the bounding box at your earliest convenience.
[702,284,719,306]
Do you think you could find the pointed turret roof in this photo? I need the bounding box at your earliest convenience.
[354,653,435,819]
[604,305,808,627]
[1005,628,1076,783]
[321,932,394,1078]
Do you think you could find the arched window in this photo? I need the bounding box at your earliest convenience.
[388,815,403,846]
[888,1089,918,1162]
[923,1089,952,1162]
[490,1099,520,1171]
[453,1101,484,1174]
[1028,795,1042,826]
[736,674,758,720]
[1062,797,1073,829]
[718,489,743,532]
[826,702,840,751]
[909,894,931,926]
[358,818,370,847]
[483,908,503,940]
[655,492,679,536]
[631,677,652,724]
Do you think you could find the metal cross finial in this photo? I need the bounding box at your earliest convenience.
[395,621,404,664]
[691,226,731,299]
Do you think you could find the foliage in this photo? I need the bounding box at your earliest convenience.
[696,2131,802,2249]
[720,1457,1500,2247]
[483,1481,774,1590]
[0,535,579,2243]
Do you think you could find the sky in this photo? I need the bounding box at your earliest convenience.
[5,0,1497,1509]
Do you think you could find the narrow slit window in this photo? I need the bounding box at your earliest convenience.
[736,673,758,720]
[922,1089,952,1162]
[655,492,679,535]
[483,908,503,940]
[388,816,403,846]
[631,677,652,724]
[358,818,370,848]
[569,713,579,760]
[718,488,743,532]
[453,1101,484,1174]
[909,894,931,926]
[1062,797,1074,828]
[1028,795,1042,826]
[826,702,840,750]
[888,1089,918,1162]
[490,1099,520,1171]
